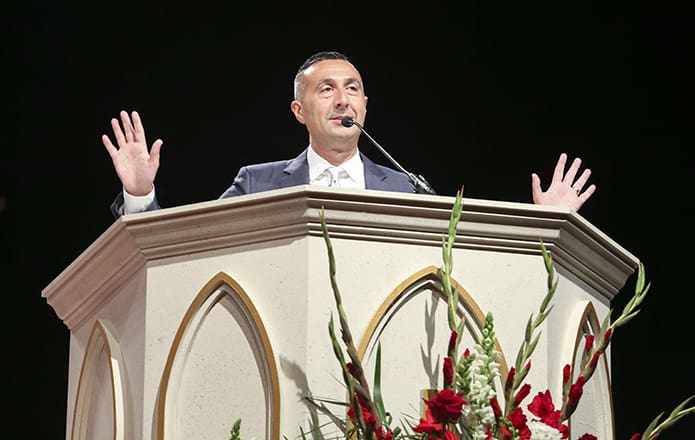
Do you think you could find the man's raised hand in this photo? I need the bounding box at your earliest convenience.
[102,110,163,196]
[531,153,596,211]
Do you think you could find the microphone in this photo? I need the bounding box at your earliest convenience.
[341,117,437,195]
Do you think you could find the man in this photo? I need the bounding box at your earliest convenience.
[103,51,595,217]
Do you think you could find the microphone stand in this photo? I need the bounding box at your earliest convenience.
[341,118,437,195]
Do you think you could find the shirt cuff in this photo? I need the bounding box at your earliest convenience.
[123,186,155,214]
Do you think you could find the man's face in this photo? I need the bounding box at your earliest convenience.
[291,59,368,149]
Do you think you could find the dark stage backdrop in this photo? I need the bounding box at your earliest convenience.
[4,3,693,438]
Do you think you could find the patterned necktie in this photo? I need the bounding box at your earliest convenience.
[328,167,343,188]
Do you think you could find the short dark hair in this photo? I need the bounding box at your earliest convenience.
[293,51,352,99]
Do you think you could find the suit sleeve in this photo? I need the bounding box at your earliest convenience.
[218,166,251,199]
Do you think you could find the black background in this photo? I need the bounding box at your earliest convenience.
[4,2,693,438]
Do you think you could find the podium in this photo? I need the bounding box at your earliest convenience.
[42,186,638,440]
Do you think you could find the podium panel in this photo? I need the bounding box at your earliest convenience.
[43,186,638,439]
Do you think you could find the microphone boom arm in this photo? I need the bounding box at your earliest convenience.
[343,118,437,195]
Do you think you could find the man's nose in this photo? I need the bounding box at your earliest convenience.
[334,89,349,107]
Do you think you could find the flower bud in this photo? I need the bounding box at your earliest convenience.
[589,351,601,369]
[569,378,586,404]
[514,383,531,404]
[562,364,571,385]
[603,327,613,346]
[443,357,455,388]
[506,367,516,386]
[584,334,594,353]
[448,331,458,352]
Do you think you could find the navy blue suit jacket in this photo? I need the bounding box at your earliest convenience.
[111,149,415,217]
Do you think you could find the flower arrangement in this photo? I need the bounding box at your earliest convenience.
[231,190,694,440]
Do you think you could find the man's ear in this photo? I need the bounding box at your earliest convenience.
[290,100,305,125]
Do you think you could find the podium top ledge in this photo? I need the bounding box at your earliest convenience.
[42,187,638,328]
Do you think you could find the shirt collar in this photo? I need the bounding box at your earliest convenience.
[307,145,364,183]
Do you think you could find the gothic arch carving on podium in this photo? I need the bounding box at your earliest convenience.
[565,301,615,439]
[356,265,510,419]
[71,319,129,440]
[155,272,280,440]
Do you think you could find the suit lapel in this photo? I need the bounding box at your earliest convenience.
[278,149,311,187]
[362,153,390,190]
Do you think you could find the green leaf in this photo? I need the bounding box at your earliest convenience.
[373,344,386,421]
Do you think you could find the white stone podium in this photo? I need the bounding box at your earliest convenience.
[42,186,638,440]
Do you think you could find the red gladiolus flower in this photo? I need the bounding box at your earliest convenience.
[525,361,531,372]
[413,409,461,439]
[412,409,443,434]
[449,331,458,352]
[519,425,532,440]
[376,427,393,440]
[347,400,377,427]
[508,406,527,426]
[499,424,511,438]
[506,367,516,387]
[589,351,601,369]
[563,364,571,385]
[508,407,531,440]
[558,423,569,438]
[444,357,455,388]
[528,390,556,420]
[527,390,569,438]
[490,397,502,417]
[425,389,465,423]
[629,434,640,440]
[577,434,597,440]
[514,383,531,404]
[604,327,613,344]
[569,376,587,405]
[463,348,471,359]
[584,334,595,353]
[569,382,584,405]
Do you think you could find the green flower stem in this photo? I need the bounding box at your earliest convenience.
[320,209,380,438]
[440,190,468,387]
[442,189,464,334]
[502,242,557,417]
[639,395,695,440]
[560,263,651,421]
[328,316,369,437]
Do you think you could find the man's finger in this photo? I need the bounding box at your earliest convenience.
[121,111,135,142]
[149,139,164,165]
[552,153,568,183]
[111,118,126,146]
[572,169,592,192]
[132,111,146,142]
[102,135,118,159]
[563,157,582,184]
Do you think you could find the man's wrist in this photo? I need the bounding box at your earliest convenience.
[123,186,156,214]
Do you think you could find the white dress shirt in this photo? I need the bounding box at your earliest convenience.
[307,146,365,189]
